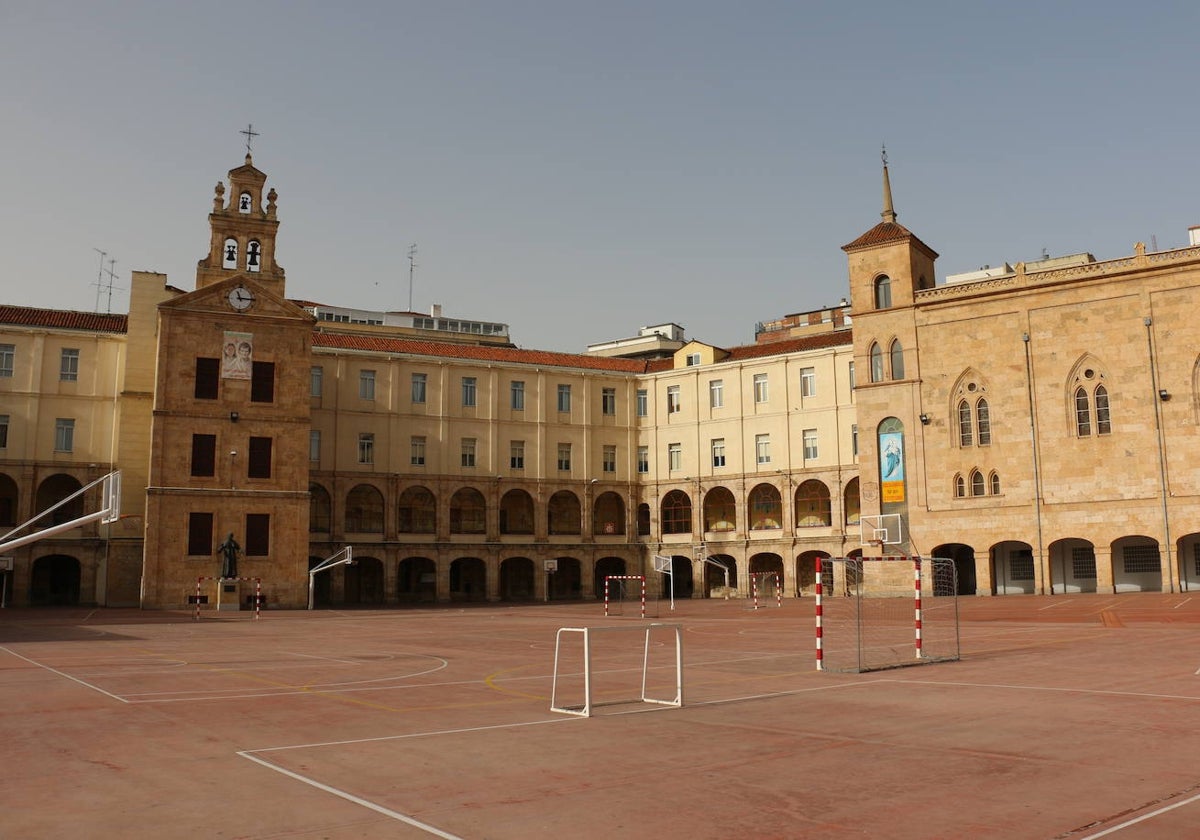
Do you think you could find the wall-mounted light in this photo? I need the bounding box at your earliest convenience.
[919,414,930,425]
[230,411,240,423]
[1158,389,1170,402]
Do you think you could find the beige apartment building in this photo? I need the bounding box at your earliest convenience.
[2,152,1198,607]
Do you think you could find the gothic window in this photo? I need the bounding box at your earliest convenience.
[1095,385,1111,435]
[958,400,973,447]
[869,342,884,383]
[238,192,252,213]
[889,339,905,380]
[954,475,966,498]
[970,470,985,496]
[1070,364,1111,437]
[1075,387,1091,436]
[989,472,1001,495]
[223,238,238,269]
[874,275,892,309]
[977,398,992,445]
[246,240,261,272]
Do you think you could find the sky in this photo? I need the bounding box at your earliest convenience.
[4,1,1199,353]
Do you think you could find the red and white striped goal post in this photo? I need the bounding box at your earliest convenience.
[603,574,646,618]
[749,571,782,610]
[193,576,263,621]
[814,556,922,671]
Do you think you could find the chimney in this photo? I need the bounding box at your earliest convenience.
[430,303,442,318]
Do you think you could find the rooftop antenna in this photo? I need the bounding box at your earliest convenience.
[92,248,107,312]
[102,257,123,314]
[1151,234,1158,252]
[408,243,418,311]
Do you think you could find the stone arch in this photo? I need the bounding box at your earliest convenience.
[748,483,782,530]
[1047,538,1097,594]
[548,490,581,535]
[307,555,332,607]
[500,489,535,535]
[345,484,384,533]
[30,554,80,606]
[35,474,83,527]
[843,477,860,525]
[500,557,536,601]
[344,555,385,605]
[0,472,18,526]
[593,491,625,536]
[397,556,437,602]
[309,483,331,534]
[704,553,737,596]
[449,487,486,534]
[548,557,582,600]
[702,486,736,532]
[450,557,487,601]
[661,490,692,535]
[636,503,651,536]
[795,480,831,527]
[593,556,627,598]
[796,550,829,596]
[398,486,436,534]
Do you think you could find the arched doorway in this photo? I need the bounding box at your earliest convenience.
[796,551,828,597]
[344,556,384,605]
[30,555,80,606]
[35,475,84,527]
[450,557,487,601]
[704,553,736,596]
[1112,537,1163,593]
[659,555,694,601]
[1047,538,1097,594]
[397,557,436,603]
[991,541,1035,595]
[593,556,627,598]
[932,543,976,596]
[549,557,582,600]
[500,557,535,601]
[308,555,332,607]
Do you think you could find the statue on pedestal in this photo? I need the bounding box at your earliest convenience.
[217,533,240,579]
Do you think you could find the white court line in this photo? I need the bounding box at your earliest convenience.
[887,677,1200,704]
[1076,789,1200,839]
[0,646,129,704]
[283,651,366,665]
[1039,601,1069,610]
[1174,598,1192,609]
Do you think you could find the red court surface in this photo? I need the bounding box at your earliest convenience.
[2,593,1199,839]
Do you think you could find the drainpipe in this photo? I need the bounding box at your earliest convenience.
[1023,332,1046,594]
[1145,317,1175,593]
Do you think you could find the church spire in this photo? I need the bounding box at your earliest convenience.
[881,145,897,224]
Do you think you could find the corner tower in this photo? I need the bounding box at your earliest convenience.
[196,154,286,299]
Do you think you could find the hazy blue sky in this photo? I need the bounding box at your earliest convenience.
[4,2,1198,352]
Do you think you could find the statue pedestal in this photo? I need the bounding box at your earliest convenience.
[216,580,241,611]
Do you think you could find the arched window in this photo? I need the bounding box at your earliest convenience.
[989,472,1001,495]
[748,484,783,530]
[309,483,331,533]
[661,490,692,535]
[954,475,966,498]
[1095,385,1111,435]
[222,237,238,269]
[702,487,736,532]
[889,339,904,380]
[795,480,831,527]
[843,477,861,525]
[345,484,384,533]
[869,342,884,383]
[1075,387,1091,436]
[238,191,253,213]
[958,400,973,447]
[976,398,991,445]
[398,486,436,534]
[449,487,486,534]
[970,470,985,497]
[547,491,581,535]
[874,275,892,309]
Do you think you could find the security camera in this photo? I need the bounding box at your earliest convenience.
[229,450,238,457]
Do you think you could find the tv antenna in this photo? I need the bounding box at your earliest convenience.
[92,249,124,313]
[408,243,418,311]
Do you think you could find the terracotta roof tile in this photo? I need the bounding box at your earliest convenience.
[0,306,128,334]
[842,221,939,259]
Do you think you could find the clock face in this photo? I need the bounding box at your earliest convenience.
[228,286,255,311]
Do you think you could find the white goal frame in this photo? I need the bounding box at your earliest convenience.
[549,623,684,717]
[815,555,959,673]
[749,571,782,610]
[604,574,648,618]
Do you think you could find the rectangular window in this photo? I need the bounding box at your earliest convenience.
[248,436,272,479]
[557,443,572,471]
[636,389,648,417]
[755,433,770,464]
[800,367,816,397]
[686,352,702,367]
[54,418,74,452]
[602,387,616,416]
[803,428,818,461]
[667,385,681,414]
[712,438,726,468]
[0,414,8,449]
[250,361,275,403]
[710,379,723,408]
[461,438,476,468]
[557,384,571,413]
[603,444,616,473]
[848,361,856,391]
[851,424,859,457]
[360,370,376,400]
[411,435,426,466]
[1072,546,1098,579]
[411,372,427,404]
[195,358,219,399]
[60,348,79,382]
[190,434,216,477]
[310,365,323,397]
[462,376,477,407]
[510,380,525,410]
[0,344,13,378]
[668,442,682,471]
[245,513,270,556]
[637,445,649,474]
[510,440,525,470]
[309,430,321,462]
[187,512,213,556]
[1010,549,1035,581]
[358,433,374,464]
[753,373,768,403]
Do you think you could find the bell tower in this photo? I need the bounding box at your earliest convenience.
[196,153,286,299]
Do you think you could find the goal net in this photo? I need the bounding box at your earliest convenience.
[747,571,782,609]
[815,556,959,673]
[550,623,683,717]
[604,574,658,618]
